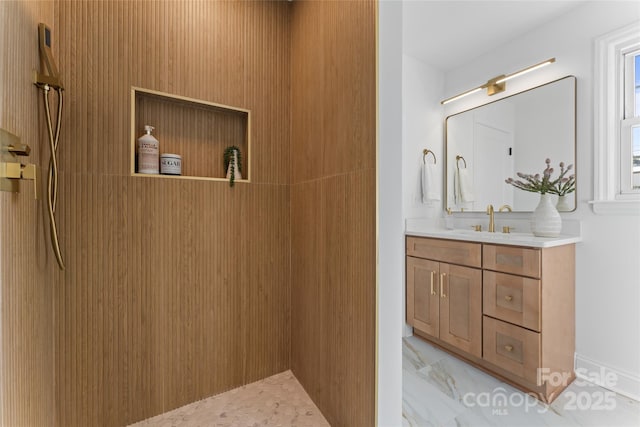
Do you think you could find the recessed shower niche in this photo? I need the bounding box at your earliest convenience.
[131,87,251,182]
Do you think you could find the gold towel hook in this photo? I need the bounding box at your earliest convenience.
[456,155,467,170]
[423,149,436,164]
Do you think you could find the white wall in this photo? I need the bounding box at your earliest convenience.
[427,1,640,399]
[402,54,444,220]
[401,54,444,337]
[377,1,404,425]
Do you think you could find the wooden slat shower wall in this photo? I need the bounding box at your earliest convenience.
[53,1,291,425]
[2,1,377,425]
[0,1,57,426]
[290,1,377,426]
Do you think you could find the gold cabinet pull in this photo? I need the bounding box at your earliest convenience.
[430,270,436,295]
[440,273,447,298]
[504,344,513,352]
[504,295,513,302]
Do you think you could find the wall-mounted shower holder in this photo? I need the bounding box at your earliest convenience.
[33,69,63,91]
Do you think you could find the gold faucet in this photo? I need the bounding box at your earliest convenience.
[499,204,512,212]
[486,204,495,232]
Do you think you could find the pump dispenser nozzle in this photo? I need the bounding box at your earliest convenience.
[144,125,154,134]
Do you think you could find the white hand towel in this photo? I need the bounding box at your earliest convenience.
[455,168,474,203]
[454,169,461,204]
[421,163,440,203]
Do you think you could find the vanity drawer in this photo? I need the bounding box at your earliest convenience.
[483,245,541,278]
[483,316,541,385]
[406,237,481,268]
[483,271,541,331]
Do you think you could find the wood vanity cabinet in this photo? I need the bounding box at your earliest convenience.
[406,236,576,403]
[406,237,482,358]
[482,243,576,401]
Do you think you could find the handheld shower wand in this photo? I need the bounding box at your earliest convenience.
[35,23,65,270]
[37,24,63,89]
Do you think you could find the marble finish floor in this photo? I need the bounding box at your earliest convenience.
[129,370,329,427]
[403,335,640,427]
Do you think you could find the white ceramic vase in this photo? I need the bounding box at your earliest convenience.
[556,195,571,212]
[531,193,562,237]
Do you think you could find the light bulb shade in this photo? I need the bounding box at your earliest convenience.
[441,86,482,105]
[440,58,556,104]
[495,58,556,84]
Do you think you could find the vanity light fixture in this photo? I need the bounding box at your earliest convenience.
[441,57,556,105]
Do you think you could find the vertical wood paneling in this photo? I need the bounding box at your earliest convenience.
[241,184,291,384]
[0,2,56,426]
[290,1,377,426]
[54,1,291,425]
[244,1,291,185]
[291,1,376,185]
[291,172,376,427]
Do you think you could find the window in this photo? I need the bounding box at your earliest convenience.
[621,50,640,193]
[630,54,640,188]
[592,22,640,215]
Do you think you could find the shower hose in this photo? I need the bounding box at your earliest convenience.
[40,83,65,270]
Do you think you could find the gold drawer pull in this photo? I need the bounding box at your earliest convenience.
[430,271,436,295]
[504,344,513,352]
[440,273,447,298]
[504,295,513,302]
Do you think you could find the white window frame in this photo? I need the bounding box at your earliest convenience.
[591,21,640,215]
[621,50,640,194]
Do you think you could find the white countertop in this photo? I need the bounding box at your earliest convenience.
[405,218,582,248]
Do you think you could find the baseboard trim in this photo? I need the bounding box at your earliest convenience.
[575,353,640,402]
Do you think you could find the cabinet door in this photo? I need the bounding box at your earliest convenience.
[406,256,439,337]
[439,263,482,358]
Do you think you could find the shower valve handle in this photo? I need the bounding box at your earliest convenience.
[21,164,38,199]
[0,162,38,199]
[7,143,31,156]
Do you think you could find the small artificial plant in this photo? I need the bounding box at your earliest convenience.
[505,158,575,195]
[223,145,242,187]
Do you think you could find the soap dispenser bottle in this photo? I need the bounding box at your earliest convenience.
[137,125,159,174]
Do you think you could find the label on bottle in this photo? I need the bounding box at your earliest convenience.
[138,141,156,153]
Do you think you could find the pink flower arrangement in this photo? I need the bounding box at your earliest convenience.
[505,159,575,196]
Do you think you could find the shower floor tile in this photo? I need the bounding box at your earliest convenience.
[129,370,329,427]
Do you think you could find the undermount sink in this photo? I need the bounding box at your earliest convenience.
[448,229,486,235]
[447,229,536,239]
[448,229,530,236]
